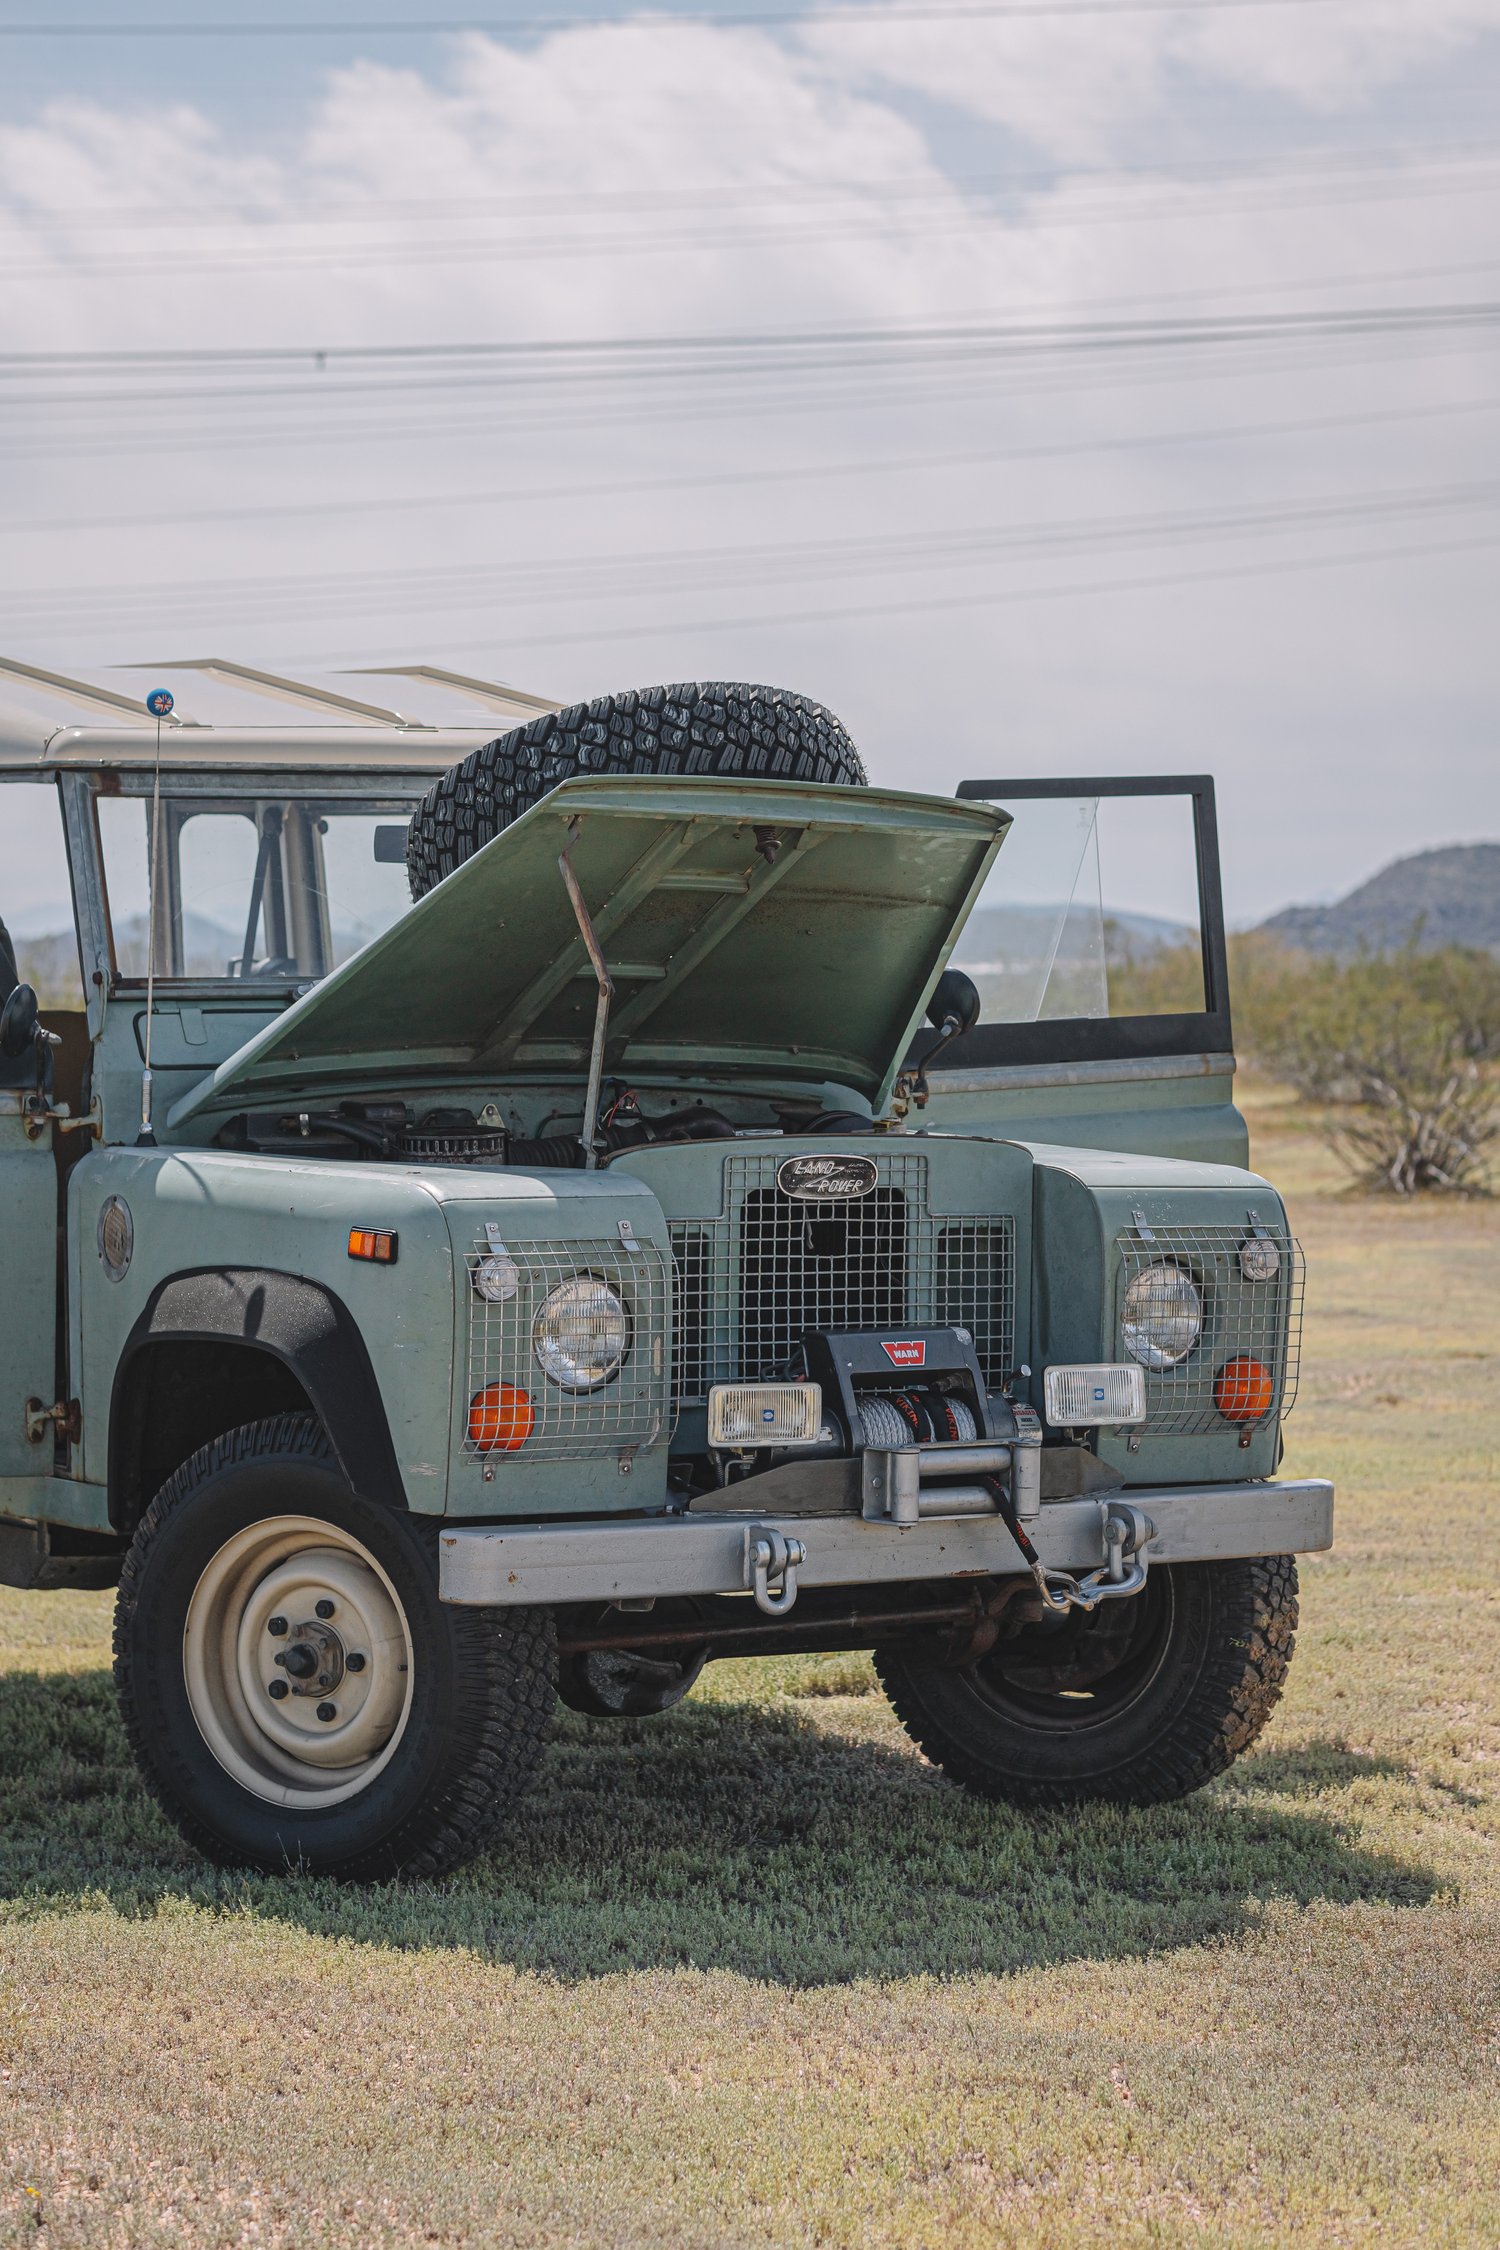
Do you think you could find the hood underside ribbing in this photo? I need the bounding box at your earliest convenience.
[169,773,1009,1126]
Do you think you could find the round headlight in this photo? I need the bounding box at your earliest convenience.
[1121,1261,1202,1370]
[534,1274,629,1392]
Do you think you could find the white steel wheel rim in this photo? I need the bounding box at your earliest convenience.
[183,1515,415,1811]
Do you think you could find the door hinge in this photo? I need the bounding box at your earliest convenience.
[26,1397,82,1446]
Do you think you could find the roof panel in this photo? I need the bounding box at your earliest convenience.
[0,654,559,768]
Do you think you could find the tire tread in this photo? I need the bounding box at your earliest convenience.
[114,1415,555,1880]
[405,681,866,897]
[875,1556,1299,1808]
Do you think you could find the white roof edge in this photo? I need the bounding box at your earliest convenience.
[0,724,502,772]
[0,654,561,770]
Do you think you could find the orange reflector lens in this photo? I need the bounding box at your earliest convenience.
[467,1382,534,1453]
[348,1227,398,1265]
[1214,1355,1274,1424]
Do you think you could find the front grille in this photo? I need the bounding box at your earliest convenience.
[1115,1224,1304,1434]
[670,1153,1014,1405]
[463,1235,670,1462]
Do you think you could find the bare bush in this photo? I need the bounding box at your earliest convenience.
[1234,939,1500,1196]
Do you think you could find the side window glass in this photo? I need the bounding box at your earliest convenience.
[949,793,1206,1022]
[320,814,416,967]
[3,782,84,1008]
[178,812,261,975]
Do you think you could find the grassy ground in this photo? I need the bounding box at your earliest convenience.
[2,1083,1497,2246]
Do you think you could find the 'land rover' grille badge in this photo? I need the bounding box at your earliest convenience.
[776,1152,879,1200]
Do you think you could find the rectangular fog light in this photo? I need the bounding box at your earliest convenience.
[1044,1363,1146,1427]
[707,1382,823,1449]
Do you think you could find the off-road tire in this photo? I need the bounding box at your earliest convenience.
[405,681,866,898]
[114,1414,556,1879]
[875,1556,1298,1806]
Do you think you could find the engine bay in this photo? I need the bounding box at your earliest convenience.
[215,1087,879,1165]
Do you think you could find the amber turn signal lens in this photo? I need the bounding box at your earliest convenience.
[1214,1355,1274,1424]
[467,1382,534,1453]
[348,1227,398,1264]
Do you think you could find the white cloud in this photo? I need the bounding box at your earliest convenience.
[1,13,1498,919]
[795,0,1500,155]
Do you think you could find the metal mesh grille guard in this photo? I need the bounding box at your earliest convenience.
[1115,1224,1304,1434]
[464,1236,671,1462]
[669,1152,1016,1407]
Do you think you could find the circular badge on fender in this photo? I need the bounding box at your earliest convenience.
[98,1195,134,1281]
[777,1152,879,1200]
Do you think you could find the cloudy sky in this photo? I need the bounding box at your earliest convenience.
[2,0,1498,927]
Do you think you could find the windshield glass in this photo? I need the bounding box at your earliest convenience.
[96,789,420,983]
[948,793,1207,1021]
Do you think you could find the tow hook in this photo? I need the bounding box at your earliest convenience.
[1038,1502,1157,1615]
[986,1478,1155,1617]
[745,1526,806,1616]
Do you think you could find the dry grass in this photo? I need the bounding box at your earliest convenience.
[2,1079,1497,2245]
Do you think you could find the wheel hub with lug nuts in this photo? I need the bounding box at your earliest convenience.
[272,1620,346,1699]
[182,1516,415,1811]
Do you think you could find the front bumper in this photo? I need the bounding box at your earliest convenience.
[439,1476,1333,1608]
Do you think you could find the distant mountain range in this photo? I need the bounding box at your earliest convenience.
[1257,844,1500,958]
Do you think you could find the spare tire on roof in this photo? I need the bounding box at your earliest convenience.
[404,680,866,900]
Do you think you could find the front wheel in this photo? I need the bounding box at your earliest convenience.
[114,1415,556,1879]
[875,1556,1298,1806]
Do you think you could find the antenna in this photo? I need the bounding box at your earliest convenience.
[136,686,173,1147]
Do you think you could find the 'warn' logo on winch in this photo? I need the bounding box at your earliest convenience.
[881,1339,927,1368]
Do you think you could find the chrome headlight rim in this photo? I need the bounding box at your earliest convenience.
[533,1272,631,1393]
[1121,1259,1203,1371]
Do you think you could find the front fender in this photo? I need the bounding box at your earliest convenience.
[111,1268,404,1522]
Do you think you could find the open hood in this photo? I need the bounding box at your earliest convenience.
[168,773,1009,1127]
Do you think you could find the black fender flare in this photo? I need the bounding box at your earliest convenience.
[110,1267,407,1522]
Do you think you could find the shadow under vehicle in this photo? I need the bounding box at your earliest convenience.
[0,660,1330,1881]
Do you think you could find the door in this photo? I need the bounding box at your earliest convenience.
[0,1068,58,1478]
[921,776,1245,1166]
[0,778,83,1480]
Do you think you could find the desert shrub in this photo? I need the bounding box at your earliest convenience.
[1233,939,1500,1195]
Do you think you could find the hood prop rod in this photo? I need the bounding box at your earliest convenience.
[558,816,615,1169]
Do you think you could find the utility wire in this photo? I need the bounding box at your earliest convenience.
[7,477,1494,634]
[291,526,1500,665]
[8,392,1494,540]
[7,301,1497,383]
[9,140,1497,228]
[8,164,1499,280]
[0,2,1392,39]
[3,329,1489,461]
[458,528,1500,654]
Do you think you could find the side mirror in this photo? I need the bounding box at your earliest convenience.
[926,969,981,1040]
[0,982,38,1059]
[372,824,410,864]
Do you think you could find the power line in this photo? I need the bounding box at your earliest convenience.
[6,304,1500,403]
[8,392,1494,540]
[467,528,1500,653]
[4,329,1489,461]
[8,140,1496,229]
[0,2,1388,39]
[7,477,1494,634]
[7,162,1498,282]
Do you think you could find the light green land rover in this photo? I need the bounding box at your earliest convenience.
[0,662,1329,1880]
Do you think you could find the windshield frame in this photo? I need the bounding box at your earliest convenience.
[938,773,1232,1070]
[86,768,429,994]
